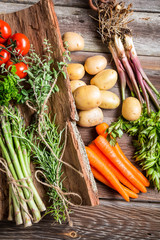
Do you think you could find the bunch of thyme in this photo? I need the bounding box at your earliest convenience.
[21,39,73,223]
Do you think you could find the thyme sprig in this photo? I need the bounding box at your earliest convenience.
[22,39,73,223]
[22,39,68,112]
[107,106,160,190]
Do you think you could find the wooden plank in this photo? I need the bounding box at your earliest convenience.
[1,0,160,13]
[70,52,160,71]
[0,201,160,239]
[97,181,160,202]
[56,7,160,57]
[0,3,31,13]
[0,4,160,56]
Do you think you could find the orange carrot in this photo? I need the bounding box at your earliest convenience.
[94,135,147,193]
[114,144,150,187]
[91,166,138,199]
[96,122,109,138]
[85,146,130,202]
[91,166,112,188]
[96,122,150,187]
[89,142,139,193]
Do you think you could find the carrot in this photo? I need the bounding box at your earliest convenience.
[89,142,139,193]
[91,166,138,199]
[96,122,108,138]
[114,144,150,187]
[96,122,150,187]
[91,166,112,188]
[85,146,130,202]
[94,135,147,193]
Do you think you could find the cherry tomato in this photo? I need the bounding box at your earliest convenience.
[8,33,30,56]
[0,44,11,65]
[0,20,12,43]
[6,60,28,78]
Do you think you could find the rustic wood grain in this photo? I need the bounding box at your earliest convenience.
[0,0,160,238]
[1,0,160,12]
[57,7,160,57]
[0,0,99,221]
[0,201,160,239]
[0,3,160,56]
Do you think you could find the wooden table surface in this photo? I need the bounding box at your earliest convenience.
[0,0,160,239]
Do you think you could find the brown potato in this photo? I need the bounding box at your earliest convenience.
[84,55,107,75]
[70,80,86,93]
[73,85,102,110]
[90,69,118,90]
[67,63,85,80]
[78,107,103,127]
[122,97,142,121]
[99,91,120,109]
[62,32,84,51]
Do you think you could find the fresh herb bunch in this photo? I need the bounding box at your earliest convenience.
[107,106,160,190]
[26,114,66,223]
[7,109,67,223]
[22,39,71,223]
[0,65,25,106]
[22,39,68,111]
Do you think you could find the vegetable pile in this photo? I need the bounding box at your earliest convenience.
[63,31,120,128]
[0,20,72,226]
[96,0,160,114]
[85,123,150,201]
[89,0,160,189]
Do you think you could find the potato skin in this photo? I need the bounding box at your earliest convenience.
[73,85,102,110]
[90,69,118,90]
[122,97,142,121]
[67,63,85,80]
[99,91,120,109]
[84,55,107,75]
[70,80,86,93]
[62,32,84,51]
[78,107,104,127]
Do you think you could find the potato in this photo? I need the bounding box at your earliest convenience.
[70,80,86,93]
[100,91,120,109]
[90,69,118,90]
[62,32,84,51]
[73,85,102,110]
[84,55,107,75]
[78,107,103,127]
[122,97,142,121]
[67,63,85,80]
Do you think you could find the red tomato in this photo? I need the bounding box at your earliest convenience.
[0,20,12,43]
[0,44,11,65]
[8,33,30,56]
[6,60,28,78]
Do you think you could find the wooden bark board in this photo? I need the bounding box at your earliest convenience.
[0,0,99,221]
[0,201,160,239]
[1,0,160,12]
